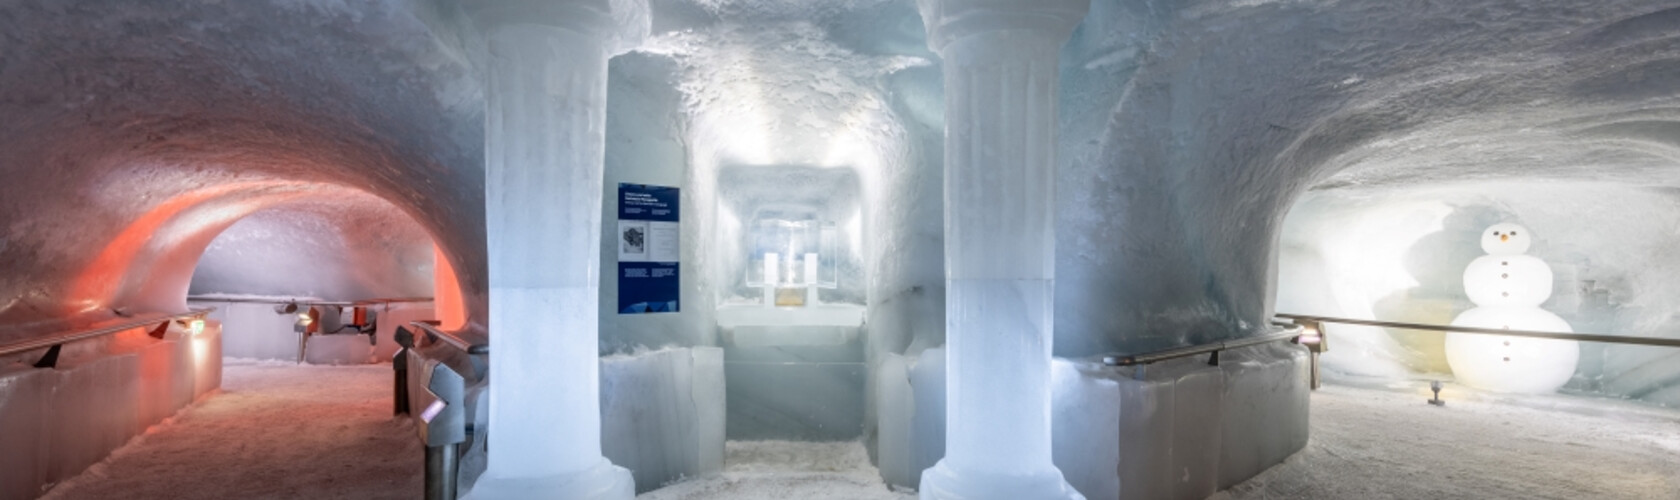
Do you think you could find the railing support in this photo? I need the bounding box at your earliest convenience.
[425,442,459,500]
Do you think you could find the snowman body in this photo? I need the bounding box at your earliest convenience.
[1444,223,1579,393]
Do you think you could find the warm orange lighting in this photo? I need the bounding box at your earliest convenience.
[433,245,467,330]
[67,181,312,312]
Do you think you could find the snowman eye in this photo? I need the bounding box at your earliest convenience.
[1492,231,1500,236]
[1511,231,1517,236]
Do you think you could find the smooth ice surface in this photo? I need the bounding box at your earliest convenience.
[599,347,725,493]
[0,322,219,500]
[941,279,1056,471]
[484,287,608,475]
[303,334,375,365]
[908,347,946,487]
[192,301,305,361]
[874,353,915,488]
[1049,359,1120,500]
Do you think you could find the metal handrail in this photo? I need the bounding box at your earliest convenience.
[1102,324,1306,367]
[186,295,433,307]
[408,321,488,355]
[0,309,214,358]
[1274,313,1680,348]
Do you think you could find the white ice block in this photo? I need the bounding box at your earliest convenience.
[48,352,140,483]
[0,367,53,500]
[901,346,1308,500]
[1051,359,1121,500]
[691,347,726,474]
[220,302,306,360]
[874,353,915,487]
[1217,345,1310,489]
[304,334,374,365]
[193,322,224,398]
[909,347,946,486]
[598,347,725,493]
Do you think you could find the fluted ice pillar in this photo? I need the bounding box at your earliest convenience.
[916,0,1088,499]
[464,1,647,498]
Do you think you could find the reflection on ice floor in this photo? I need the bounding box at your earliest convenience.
[639,440,911,500]
[1217,380,1680,499]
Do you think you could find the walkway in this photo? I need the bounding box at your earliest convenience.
[42,360,422,500]
[1219,380,1680,499]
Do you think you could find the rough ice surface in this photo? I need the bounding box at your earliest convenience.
[1217,381,1680,499]
[1278,184,1680,405]
[598,347,725,493]
[1050,359,1121,500]
[40,361,423,500]
[638,441,913,500]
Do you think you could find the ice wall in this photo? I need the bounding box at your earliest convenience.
[1052,0,1680,357]
[0,0,490,345]
[1279,183,1680,405]
[0,321,221,500]
[190,201,436,301]
[873,345,1309,499]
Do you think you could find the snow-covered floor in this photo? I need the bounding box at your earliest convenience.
[1218,380,1680,499]
[639,440,912,500]
[36,361,1680,500]
[41,359,422,500]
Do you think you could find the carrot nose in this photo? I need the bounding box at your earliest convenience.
[1501,234,1509,242]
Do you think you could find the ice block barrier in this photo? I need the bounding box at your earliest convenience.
[873,344,1309,499]
[599,347,726,493]
[0,321,224,500]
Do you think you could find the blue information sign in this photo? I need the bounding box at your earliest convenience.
[617,184,680,314]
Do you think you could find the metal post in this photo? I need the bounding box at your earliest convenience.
[1309,350,1321,390]
[425,443,459,500]
[393,349,410,416]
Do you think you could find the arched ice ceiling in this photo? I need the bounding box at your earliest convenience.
[2,0,1678,354]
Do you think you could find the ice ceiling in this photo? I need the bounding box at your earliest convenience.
[2,0,1678,359]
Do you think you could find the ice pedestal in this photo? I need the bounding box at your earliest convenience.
[599,347,725,493]
[463,0,648,497]
[717,304,866,440]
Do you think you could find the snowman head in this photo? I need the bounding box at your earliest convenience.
[1481,223,1532,255]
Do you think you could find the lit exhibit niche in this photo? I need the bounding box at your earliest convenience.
[745,216,837,307]
[1445,223,1580,393]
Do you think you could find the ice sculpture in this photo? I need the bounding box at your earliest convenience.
[1445,223,1579,393]
[915,0,1088,498]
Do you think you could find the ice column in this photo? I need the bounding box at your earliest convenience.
[915,0,1088,499]
[463,1,647,498]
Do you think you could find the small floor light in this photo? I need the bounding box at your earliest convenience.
[1428,380,1446,406]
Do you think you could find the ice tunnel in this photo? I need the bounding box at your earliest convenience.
[5,0,1680,499]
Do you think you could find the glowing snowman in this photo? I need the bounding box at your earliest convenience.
[1444,223,1579,393]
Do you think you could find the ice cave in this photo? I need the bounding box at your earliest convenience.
[4,0,1680,499]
